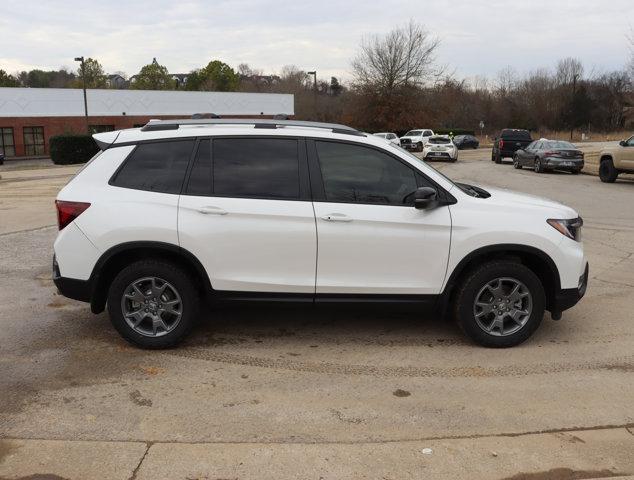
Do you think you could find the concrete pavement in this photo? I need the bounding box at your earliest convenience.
[1,151,633,479]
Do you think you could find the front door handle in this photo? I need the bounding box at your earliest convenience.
[321,213,353,222]
[197,206,228,215]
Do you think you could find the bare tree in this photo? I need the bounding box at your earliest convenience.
[351,20,441,93]
[556,57,584,86]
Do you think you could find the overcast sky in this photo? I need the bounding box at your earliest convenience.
[1,0,633,83]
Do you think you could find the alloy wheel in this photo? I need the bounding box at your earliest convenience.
[473,277,533,336]
[121,276,183,337]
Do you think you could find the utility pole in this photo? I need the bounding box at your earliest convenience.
[570,73,579,141]
[74,56,89,132]
[307,70,317,120]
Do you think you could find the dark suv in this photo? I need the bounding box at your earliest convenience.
[492,129,532,164]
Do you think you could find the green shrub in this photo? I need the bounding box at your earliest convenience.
[49,135,99,165]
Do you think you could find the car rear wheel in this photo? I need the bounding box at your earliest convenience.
[494,153,502,164]
[107,259,200,348]
[534,157,544,173]
[453,261,545,348]
[599,158,618,183]
[513,156,522,169]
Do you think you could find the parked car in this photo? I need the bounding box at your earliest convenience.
[596,134,634,183]
[453,134,479,150]
[513,140,584,174]
[423,135,457,162]
[492,129,532,163]
[400,129,434,151]
[53,118,587,349]
[373,132,400,146]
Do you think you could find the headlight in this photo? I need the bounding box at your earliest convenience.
[547,217,583,241]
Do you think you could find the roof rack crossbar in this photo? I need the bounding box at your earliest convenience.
[140,118,364,136]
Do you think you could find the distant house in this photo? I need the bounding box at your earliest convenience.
[240,74,281,87]
[171,74,189,89]
[106,74,127,89]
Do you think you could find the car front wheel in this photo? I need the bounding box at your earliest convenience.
[599,158,618,183]
[453,261,545,348]
[107,259,200,348]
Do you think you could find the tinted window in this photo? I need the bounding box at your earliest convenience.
[186,139,212,195]
[428,137,451,144]
[112,140,194,194]
[316,141,417,206]
[546,141,576,149]
[423,130,433,136]
[213,138,299,199]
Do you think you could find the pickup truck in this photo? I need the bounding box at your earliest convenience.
[597,135,634,182]
[399,129,434,152]
[492,129,532,164]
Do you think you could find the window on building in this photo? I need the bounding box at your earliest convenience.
[23,127,45,156]
[89,125,115,134]
[110,140,195,194]
[0,127,16,156]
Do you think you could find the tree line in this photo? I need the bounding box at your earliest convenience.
[1,20,632,135]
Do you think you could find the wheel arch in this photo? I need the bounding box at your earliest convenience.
[441,244,561,312]
[88,241,212,314]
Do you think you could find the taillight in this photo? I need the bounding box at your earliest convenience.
[499,139,504,149]
[55,200,90,230]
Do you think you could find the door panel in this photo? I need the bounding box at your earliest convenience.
[179,196,316,292]
[313,203,451,294]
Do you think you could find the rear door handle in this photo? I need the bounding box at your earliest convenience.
[321,213,353,222]
[197,206,228,215]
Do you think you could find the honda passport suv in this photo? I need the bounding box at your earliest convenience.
[53,119,588,348]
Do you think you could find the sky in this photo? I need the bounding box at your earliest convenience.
[1,0,633,83]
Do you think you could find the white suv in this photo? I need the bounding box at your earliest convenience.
[400,129,434,151]
[53,119,588,348]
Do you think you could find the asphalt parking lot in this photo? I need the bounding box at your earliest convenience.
[1,149,633,479]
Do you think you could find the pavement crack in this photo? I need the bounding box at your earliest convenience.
[129,441,152,480]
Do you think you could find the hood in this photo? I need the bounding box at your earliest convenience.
[480,185,578,217]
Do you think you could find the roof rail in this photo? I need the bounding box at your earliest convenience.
[140,118,365,136]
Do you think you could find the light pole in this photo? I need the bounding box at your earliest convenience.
[307,70,317,120]
[74,56,89,131]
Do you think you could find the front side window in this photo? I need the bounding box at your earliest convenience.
[212,138,300,199]
[0,127,15,156]
[423,130,433,137]
[111,140,194,194]
[316,141,418,206]
[625,136,634,147]
[23,126,45,155]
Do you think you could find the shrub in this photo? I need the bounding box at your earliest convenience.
[49,135,99,165]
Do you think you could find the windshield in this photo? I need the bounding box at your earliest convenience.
[404,130,422,136]
[428,137,451,145]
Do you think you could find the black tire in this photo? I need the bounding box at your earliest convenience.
[534,157,544,173]
[494,153,502,164]
[571,169,580,175]
[513,156,522,169]
[599,158,618,183]
[107,259,200,348]
[453,261,545,348]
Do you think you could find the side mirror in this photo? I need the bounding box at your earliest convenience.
[414,187,438,210]
[619,140,627,147]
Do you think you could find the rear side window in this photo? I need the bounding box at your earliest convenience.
[111,140,194,194]
[212,138,299,199]
[316,141,417,206]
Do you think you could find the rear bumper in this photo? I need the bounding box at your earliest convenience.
[544,157,584,170]
[53,255,91,303]
[552,262,588,313]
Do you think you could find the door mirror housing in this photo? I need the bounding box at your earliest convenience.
[414,187,438,209]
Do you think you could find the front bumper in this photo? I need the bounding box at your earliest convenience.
[552,262,588,313]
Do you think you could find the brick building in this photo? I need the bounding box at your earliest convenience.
[0,87,294,158]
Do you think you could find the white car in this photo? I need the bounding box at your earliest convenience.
[373,132,400,146]
[423,135,458,162]
[399,129,434,151]
[53,119,588,349]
